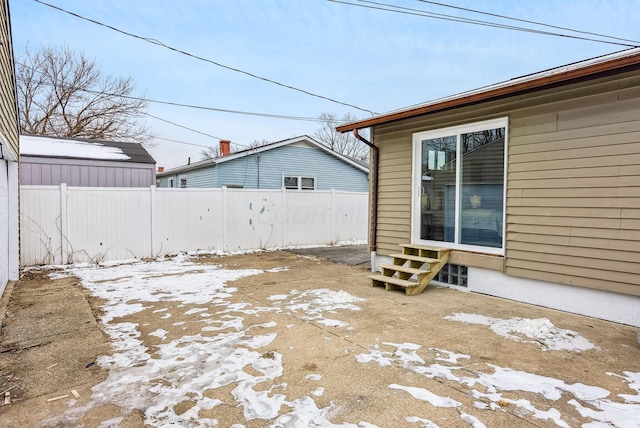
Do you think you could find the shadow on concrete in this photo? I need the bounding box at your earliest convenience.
[284,244,370,267]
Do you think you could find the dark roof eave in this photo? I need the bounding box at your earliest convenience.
[336,50,640,133]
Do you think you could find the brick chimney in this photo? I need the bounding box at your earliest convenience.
[220,139,231,156]
[157,166,164,173]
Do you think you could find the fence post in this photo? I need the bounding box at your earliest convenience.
[330,189,336,244]
[150,185,156,258]
[222,186,228,251]
[59,183,68,264]
[281,187,287,246]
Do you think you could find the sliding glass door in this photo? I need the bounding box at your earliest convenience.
[413,118,507,253]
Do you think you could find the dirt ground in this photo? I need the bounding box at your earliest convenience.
[1,249,639,427]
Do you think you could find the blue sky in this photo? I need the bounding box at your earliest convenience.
[10,0,640,168]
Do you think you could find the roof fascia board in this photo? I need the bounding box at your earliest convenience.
[302,137,369,173]
[337,48,640,132]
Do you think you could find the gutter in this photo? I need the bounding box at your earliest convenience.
[353,129,378,270]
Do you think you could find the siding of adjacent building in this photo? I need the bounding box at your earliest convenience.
[20,157,155,187]
[158,142,369,192]
[372,69,640,297]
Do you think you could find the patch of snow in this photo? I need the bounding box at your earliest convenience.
[460,413,486,428]
[389,384,461,408]
[97,417,123,428]
[42,256,369,427]
[406,416,440,427]
[20,135,131,160]
[148,329,168,340]
[306,374,323,381]
[430,348,470,364]
[444,313,596,352]
[269,288,364,328]
[356,342,640,428]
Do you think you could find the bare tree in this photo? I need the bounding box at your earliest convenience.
[200,146,220,160]
[313,112,369,165]
[200,139,271,160]
[16,45,153,144]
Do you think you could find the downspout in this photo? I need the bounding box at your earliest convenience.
[353,129,378,272]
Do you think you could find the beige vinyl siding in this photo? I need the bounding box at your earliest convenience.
[375,135,412,252]
[372,70,640,295]
[0,0,18,156]
[507,73,640,296]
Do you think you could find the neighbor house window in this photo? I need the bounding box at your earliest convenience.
[180,177,187,188]
[283,175,316,190]
[169,179,174,188]
[412,117,507,253]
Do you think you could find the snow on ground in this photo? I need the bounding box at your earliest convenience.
[444,312,597,352]
[37,256,640,427]
[356,342,640,428]
[44,255,371,427]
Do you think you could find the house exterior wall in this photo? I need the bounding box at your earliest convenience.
[0,0,19,291]
[372,70,640,297]
[158,144,369,191]
[0,0,17,159]
[20,156,155,187]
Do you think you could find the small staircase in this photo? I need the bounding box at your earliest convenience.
[370,244,450,296]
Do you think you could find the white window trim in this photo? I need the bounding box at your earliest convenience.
[411,117,508,256]
[282,174,317,190]
[179,176,187,188]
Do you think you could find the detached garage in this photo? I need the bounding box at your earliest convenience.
[20,135,156,187]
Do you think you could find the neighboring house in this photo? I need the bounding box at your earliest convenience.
[20,135,156,187]
[337,48,640,327]
[156,135,369,192]
[0,0,19,294]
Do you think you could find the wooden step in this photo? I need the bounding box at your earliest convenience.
[400,244,447,252]
[369,244,450,296]
[370,274,418,291]
[400,244,450,259]
[380,264,430,276]
[389,253,440,264]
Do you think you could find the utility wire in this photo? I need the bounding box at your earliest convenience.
[15,62,343,150]
[33,0,377,115]
[148,135,215,149]
[416,0,640,45]
[329,0,639,48]
[15,62,328,123]
[144,113,223,142]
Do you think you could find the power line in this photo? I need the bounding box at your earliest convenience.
[150,135,214,149]
[144,113,223,141]
[15,62,329,123]
[416,0,640,45]
[32,0,378,115]
[328,0,639,48]
[15,61,340,150]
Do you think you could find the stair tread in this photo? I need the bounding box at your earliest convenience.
[370,274,417,288]
[389,253,440,263]
[380,264,430,275]
[400,244,451,252]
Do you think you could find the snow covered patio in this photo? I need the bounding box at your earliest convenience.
[2,250,640,427]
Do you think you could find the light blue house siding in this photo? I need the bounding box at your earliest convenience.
[157,138,369,192]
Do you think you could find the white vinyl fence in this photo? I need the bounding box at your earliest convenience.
[20,185,368,266]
